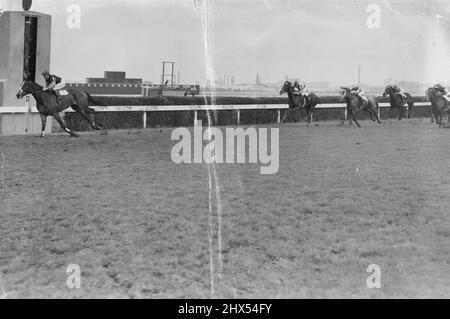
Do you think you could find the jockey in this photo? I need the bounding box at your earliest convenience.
[391,85,407,99]
[433,83,450,102]
[291,81,311,107]
[42,71,66,106]
[298,83,311,107]
[292,81,302,95]
[350,86,369,104]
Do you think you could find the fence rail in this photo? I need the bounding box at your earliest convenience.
[0,102,432,129]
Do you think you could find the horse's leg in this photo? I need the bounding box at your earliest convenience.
[434,112,439,125]
[370,106,381,124]
[368,109,374,121]
[86,107,104,128]
[281,110,288,123]
[352,111,361,128]
[308,109,314,125]
[292,108,298,122]
[304,106,312,126]
[72,105,101,130]
[39,113,47,137]
[52,113,78,137]
[375,108,382,124]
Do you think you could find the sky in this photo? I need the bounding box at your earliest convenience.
[1,0,449,86]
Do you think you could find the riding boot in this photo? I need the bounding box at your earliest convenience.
[54,93,62,106]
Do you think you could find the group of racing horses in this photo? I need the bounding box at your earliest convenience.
[279,81,450,128]
[14,79,450,137]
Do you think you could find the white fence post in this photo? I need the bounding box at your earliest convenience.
[237,109,240,125]
[194,110,198,126]
[25,96,30,134]
[277,110,281,123]
[142,111,147,129]
[344,107,348,121]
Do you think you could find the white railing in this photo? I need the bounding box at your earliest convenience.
[0,102,431,128]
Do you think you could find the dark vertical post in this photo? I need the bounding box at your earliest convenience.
[23,16,38,81]
[171,62,174,87]
[161,62,165,86]
[357,65,361,86]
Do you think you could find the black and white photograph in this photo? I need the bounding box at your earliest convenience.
[0,0,449,302]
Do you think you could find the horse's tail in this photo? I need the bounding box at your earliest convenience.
[85,92,107,108]
[312,93,321,106]
[405,93,414,108]
[375,100,381,114]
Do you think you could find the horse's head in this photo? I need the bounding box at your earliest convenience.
[425,87,435,102]
[279,81,291,95]
[383,85,393,97]
[16,80,41,99]
[339,86,350,102]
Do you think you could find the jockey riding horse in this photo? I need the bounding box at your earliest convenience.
[433,83,450,102]
[350,86,369,109]
[42,71,66,106]
[291,81,311,108]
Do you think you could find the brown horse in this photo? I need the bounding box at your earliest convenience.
[279,81,321,125]
[425,87,450,127]
[383,85,415,120]
[339,87,381,127]
[16,80,104,137]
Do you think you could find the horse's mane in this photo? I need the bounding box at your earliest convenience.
[426,87,435,95]
[26,80,43,90]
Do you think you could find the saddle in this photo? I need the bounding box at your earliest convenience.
[57,89,69,96]
[356,96,368,110]
[394,92,407,104]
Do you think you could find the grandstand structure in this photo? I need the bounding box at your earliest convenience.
[66,71,142,96]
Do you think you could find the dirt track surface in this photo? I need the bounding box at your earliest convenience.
[0,119,449,298]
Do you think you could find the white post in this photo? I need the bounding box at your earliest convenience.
[344,107,348,121]
[237,109,240,125]
[142,111,147,129]
[194,110,198,126]
[378,106,381,120]
[277,110,281,123]
[25,96,30,134]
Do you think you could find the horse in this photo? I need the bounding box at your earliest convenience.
[279,81,320,125]
[383,85,414,120]
[16,80,105,137]
[425,87,450,127]
[339,87,382,127]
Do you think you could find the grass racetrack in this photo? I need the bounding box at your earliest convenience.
[0,118,449,298]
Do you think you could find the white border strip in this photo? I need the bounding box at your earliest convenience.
[0,102,431,114]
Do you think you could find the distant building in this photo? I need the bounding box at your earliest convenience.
[66,71,142,96]
[256,73,261,85]
[86,71,142,84]
[142,84,200,97]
